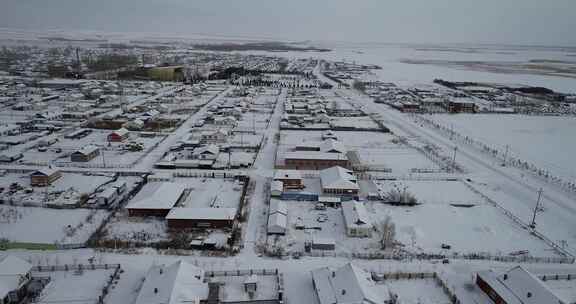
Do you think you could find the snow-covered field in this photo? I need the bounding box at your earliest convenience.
[430,114,576,181]
[0,205,108,244]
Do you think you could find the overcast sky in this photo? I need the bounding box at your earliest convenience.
[1,0,575,46]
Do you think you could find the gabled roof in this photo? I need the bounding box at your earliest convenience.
[0,256,32,299]
[135,260,208,304]
[194,145,219,155]
[74,144,99,156]
[321,139,346,154]
[31,167,60,177]
[126,183,186,210]
[342,201,371,228]
[111,127,130,137]
[311,263,386,304]
[269,200,287,216]
[478,266,566,304]
[0,255,32,276]
[320,166,358,190]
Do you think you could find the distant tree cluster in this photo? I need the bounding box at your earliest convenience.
[86,54,138,72]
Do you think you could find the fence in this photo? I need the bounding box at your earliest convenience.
[205,268,279,277]
[290,249,574,264]
[413,114,576,195]
[32,263,121,272]
[464,181,575,259]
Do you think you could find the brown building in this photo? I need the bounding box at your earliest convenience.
[30,168,62,187]
[70,145,100,162]
[446,101,477,113]
[476,266,565,304]
[283,152,349,170]
[166,208,236,229]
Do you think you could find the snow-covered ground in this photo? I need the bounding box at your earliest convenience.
[0,206,108,244]
[34,268,115,304]
[430,114,576,181]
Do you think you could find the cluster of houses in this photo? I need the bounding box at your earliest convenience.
[1,252,569,304]
[367,81,480,113]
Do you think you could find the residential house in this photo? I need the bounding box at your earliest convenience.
[70,145,100,162]
[134,260,208,304]
[342,201,372,237]
[476,266,567,304]
[30,168,62,187]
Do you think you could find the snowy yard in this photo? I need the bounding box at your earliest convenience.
[102,212,168,243]
[377,279,452,304]
[34,269,115,304]
[0,205,108,244]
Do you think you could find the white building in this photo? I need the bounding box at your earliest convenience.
[320,166,359,195]
[267,200,288,235]
[341,201,372,237]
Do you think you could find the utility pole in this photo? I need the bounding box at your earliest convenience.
[451,146,458,172]
[502,144,509,167]
[529,188,544,229]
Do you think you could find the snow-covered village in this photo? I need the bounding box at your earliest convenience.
[2,2,576,304]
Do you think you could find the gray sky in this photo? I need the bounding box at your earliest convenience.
[1,0,575,46]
